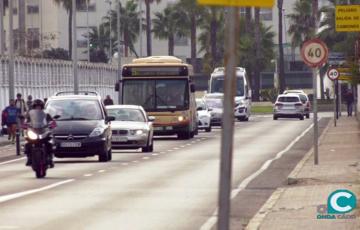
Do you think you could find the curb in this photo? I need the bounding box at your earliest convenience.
[287,118,332,185]
[245,188,285,230]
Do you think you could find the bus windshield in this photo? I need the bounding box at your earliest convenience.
[123,79,189,111]
[210,76,245,96]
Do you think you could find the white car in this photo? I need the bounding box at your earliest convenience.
[106,105,155,152]
[204,93,223,126]
[273,94,305,120]
[196,98,212,132]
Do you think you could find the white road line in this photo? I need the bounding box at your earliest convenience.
[167,150,173,152]
[0,226,20,229]
[0,157,25,166]
[121,162,129,166]
[142,157,150,160]
[98,170,106,173]
[160,152,166,154]
[173,147,179,150]
[151,153,158,156]
[186,144,191,146]
[0,179,74,203]
[200,121,317,230]
[180,145,185,148]
[132,160,139,163]
[83,174,93,177]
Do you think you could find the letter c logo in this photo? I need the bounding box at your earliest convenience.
[328,190,356,214]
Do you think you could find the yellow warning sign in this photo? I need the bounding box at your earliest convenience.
[338,67,352,81]
[336,5,360,32]
[197,0,274,7]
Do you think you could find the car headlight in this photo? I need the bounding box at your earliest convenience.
[178,116,185,122]
[130,129,145,135]
[89,127,105,137]
[27,130,38,140]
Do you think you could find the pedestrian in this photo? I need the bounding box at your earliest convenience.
[3,99,20,144]
[1,109,7,137]
[344,89,354,116]
[15,93,27,136]
[103,95,114,106]
[26,95,33,110]
[43,98,48,104]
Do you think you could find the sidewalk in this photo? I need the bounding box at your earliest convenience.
[246,116,360,230]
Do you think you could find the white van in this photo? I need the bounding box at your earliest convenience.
[209,67,252,121]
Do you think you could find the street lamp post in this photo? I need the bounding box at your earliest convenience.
[86,0,90,62]
[117,0,122,104]
[139,0,142,57]
[105,0,112,60]
[72,0,79,94]
[9,0,15,100]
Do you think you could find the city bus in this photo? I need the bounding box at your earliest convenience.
[209,67,252,121]
[119,56,197,139]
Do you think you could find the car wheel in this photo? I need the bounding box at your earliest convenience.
[243,116,249,121]
[306,114,310,119]
[273,115,278,120]
[205,126,212,132]
[237,117,243,121]
[299,115,304,120]
[142,137,153,152]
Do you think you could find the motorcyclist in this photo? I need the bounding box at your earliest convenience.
[24,99,55,168]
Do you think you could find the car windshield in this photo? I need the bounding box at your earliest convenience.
[123,79,189,111]
[278,97,300,103]
[107,108,145,122]
[46,99,102,120]
[210,76,245,96]
[205,99,223,109]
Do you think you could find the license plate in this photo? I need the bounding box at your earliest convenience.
[60,142,81,148]
[112,136,128,142]
[154,127,163,131]
[154,126,173,131]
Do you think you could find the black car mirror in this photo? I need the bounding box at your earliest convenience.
[53,115,61,120]
[190,84,196,93]
[197,107,203,111]
[106,116,115,122]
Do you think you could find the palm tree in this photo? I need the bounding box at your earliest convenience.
[152,6,187,56]
[176,0,205,72]
[277,0,286,93]
[198,7,225,72]
[53,0,88,58]
[287,0,314,50]
[144,0,161,56]
[102,0,140,57]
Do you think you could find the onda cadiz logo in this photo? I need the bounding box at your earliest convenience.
[317,189,357,219]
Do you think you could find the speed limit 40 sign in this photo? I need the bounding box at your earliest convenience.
[301,38,329,68]
[327,68,339,81]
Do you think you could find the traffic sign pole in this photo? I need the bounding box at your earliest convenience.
[313,68,319,165]
[334,80,337,127]
[326,67,339,127]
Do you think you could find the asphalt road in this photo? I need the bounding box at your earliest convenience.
[0,115,329,230]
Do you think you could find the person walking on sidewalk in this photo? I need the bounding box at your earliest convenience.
[26,95,33,110]
[15,93,27,136]
[344,89,354,116]
[3,99,20,144]
[103,95,114,106]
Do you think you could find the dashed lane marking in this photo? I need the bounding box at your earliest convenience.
[121,163,129,166]
[84,174,93,177]
[151,153,158,156]
[0,157,26,166]
[98,170,106,173]
[0,179,75,203]
[142,157,150,160]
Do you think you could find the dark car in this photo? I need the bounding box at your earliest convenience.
[45,91,114,162]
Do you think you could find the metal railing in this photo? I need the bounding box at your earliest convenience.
[0,56,118,112]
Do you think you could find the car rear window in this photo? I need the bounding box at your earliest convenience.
[278,96,300,102]
[107,108,145,122]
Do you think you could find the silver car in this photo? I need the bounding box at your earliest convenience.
[273,94,305,120]
[106,105,154,152]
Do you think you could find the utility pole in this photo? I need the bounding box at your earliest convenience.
[86,0,90,62]
[117,0,122,104]
[72,0,79,94]
[109,1,112,60]
[9,0,15,100]
[0,0,4,54]
[139,0,143,57]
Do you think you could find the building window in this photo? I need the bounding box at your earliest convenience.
[174,34,188,46]
[27,5,39,14]
[27,28,40,49]
[77,0,96,12]
[260,8,272,21]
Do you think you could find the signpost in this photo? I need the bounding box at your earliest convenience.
[301,38,328,165]
[196,1,275,230]
[327,67,339,127]
[335,5,360,32]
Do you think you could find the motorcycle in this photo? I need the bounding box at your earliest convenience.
[24,111,56,178]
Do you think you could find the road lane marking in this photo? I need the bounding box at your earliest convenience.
[180,145,185,148]
[0,157,26,166]
[186,144,191,146]
[200,121,317,230]
[83,174,93,177]
[151,153,158,156]
[132,160,139,163]
[173,147,179,150]
[98,170,106,173]
[160,152,166,154]
[167,150,173,152]
[121,163,129,166]
[142,157,150,160]
[0,179,74,203]
[0,226,20,229]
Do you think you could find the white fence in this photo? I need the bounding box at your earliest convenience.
[0,56,118,112]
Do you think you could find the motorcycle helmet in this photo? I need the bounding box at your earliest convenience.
[32,99,45,109]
